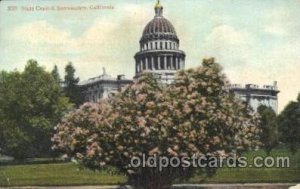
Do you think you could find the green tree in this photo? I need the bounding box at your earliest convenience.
[277,94,300,154]
[0,60,71,160]
[51,65,61,83]
[64,62,82,106]
[257,105,278,154]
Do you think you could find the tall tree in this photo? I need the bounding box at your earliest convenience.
[277,94,300,154]
[0,60,72,160]
[257,105,278,154]
[51,65,61,83]
[64,62,82,106]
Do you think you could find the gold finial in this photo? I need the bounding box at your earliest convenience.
[155,0,162,8]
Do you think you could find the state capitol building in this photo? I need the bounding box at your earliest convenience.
[79,1,279,113]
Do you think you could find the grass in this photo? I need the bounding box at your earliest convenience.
[189,148,300,183]
[189,167,300,183]
[0,148,299,187]
[0,163,126,187]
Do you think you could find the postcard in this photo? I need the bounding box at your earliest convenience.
[0,0,299,188]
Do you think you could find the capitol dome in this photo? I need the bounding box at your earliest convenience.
[141,17,178,42]
[134,0,186,84]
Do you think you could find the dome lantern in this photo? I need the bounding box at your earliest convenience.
[154,0,163,17]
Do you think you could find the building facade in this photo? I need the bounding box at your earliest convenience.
[78,68,132,102]
[228,82,280,113]
[79,0,279,113]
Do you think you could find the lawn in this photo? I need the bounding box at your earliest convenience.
[0,163,126,187]
[189,148,300,183]
[0,148,299,187]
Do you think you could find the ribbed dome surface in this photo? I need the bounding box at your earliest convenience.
[141,17,178,41]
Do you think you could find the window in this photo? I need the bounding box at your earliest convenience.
[161,58,165,69]
[173,57,176,69]
[167,58,170,69]
[154,57,158,69]
[149,60,152,70]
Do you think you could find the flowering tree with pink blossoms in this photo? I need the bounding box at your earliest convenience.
[52,58,261,189]
[51,100,118,168]
[166,58,261,161]
[167,58,260,156]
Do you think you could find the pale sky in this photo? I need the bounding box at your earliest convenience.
[0,0,300,112]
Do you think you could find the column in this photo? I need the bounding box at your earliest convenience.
[151,56,154,70]
[138,61,141,72]
[180,58,183,69]
[145,57,148,70]
[158,56,161,69]
[176,57,179,69]
[140,59,143,71]
[171,56,174,70]
[164,55,167,70]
